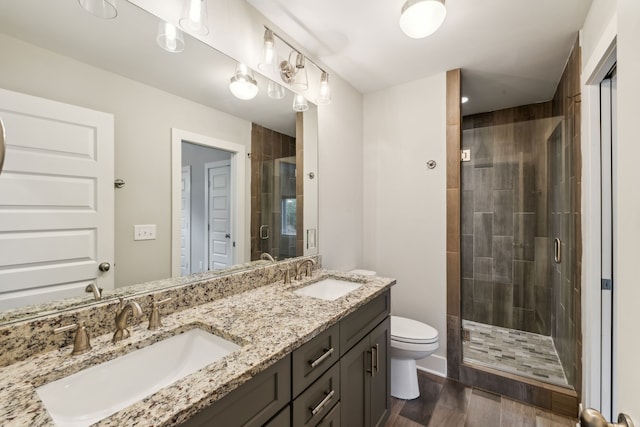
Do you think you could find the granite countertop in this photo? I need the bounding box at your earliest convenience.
[0,270,395,426]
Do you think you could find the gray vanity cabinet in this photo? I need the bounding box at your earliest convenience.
[180,290,390,427]
[180,355,291,427]
[339,314,390,427]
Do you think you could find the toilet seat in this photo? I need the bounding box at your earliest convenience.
[391,316,438,344]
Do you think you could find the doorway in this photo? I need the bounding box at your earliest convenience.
[170,128,246,277]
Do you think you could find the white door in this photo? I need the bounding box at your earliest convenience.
[206,162,232,270]
[0,88,114,310]
[181,166,191,276]
[600,66,617,420]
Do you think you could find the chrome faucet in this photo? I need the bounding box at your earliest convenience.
[295,258,316,280]
[85,283,102,300]
[113,298,142,343]
[260,252,276,262]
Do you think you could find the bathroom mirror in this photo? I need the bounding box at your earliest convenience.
[0,0,318,322]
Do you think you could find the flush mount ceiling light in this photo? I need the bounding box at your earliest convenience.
[229,63,258,100]
[157,22,185,53]
[399,0,446,39]
[78,0,117,19]
[179,0,209,36]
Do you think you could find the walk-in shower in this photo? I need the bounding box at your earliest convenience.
[459,111,580,390]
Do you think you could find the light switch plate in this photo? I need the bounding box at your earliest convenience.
[134,224,156,241]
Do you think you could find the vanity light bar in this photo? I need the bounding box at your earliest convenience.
[263,26,332,105]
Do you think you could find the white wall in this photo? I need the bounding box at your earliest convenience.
[0,34,252,288]
[613,0,640,418]
[363,73,447,375]
[317,76,364,269]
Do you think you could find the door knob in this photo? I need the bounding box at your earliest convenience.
[98,262,111,272]
[225,234,231,239]
[580,408,635,427]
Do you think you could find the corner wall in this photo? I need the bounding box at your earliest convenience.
[363,72,448,375]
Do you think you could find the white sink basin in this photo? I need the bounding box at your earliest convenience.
[293,278,362,301]
[36,328,240,427]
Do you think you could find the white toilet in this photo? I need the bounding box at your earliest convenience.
[348,270,439,400]
[390,315,439,399]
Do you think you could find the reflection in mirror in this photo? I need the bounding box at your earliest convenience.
[0,0,318,321]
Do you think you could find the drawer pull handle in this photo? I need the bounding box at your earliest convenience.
[374,343,379,373]
[310,389,335,416]
[309,347,334,368]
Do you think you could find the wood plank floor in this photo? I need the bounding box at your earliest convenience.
[385,371,578,427]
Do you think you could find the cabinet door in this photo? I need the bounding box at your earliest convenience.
[369,317,390,427]
[264,405,290,427]
[181,355,291,427]
[317,401,340,427]
[339,336,371,427]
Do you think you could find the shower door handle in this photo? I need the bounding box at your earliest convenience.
[554,238,561,264]
[260,225,269,240]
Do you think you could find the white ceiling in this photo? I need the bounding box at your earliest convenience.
[247,0,592,115]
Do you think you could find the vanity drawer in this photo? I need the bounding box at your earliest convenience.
[339,290,390,356]
[292,361,340,427]
[181,355,291,427]
[292,323,340,397]
[317,401,340,427]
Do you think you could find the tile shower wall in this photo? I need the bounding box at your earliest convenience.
[461,103,554,336]
[549,39,581,391]
[250,124,297,260]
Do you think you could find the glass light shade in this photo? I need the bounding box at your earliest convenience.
[179,0,209,36]
[157,22,185,53]
[399,0,446,39]
[267,80,285,100]
[291,53,308,91]
[292,94,309,112]
[316,72,332,105]
[258,29,276,71]
[229,63,258,100]
[78,0,117,19]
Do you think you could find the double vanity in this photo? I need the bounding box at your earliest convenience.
[0,257,394,426]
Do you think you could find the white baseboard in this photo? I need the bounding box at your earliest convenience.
[416,354,447,377]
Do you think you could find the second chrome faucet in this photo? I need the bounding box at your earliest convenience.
[113,298,142,343]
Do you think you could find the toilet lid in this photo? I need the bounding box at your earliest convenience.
[391,316,438,344]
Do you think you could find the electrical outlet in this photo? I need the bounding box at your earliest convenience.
[134,224,157,241]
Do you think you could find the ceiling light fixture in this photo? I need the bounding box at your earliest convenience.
[258,29,275,71]
[229,63,258,100]
[267,80,285,100]
[262,26,333,108]
[157,22,185,53]
[179,0,209,36]
[316,72,332,105]
[461,96,469,104]
[399,0,446,39]
[78,0,117,19]
[293,93,309,112]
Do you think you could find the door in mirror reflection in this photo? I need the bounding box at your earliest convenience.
[181,143,234,274]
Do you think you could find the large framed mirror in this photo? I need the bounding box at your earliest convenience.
[0,0,318,321]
